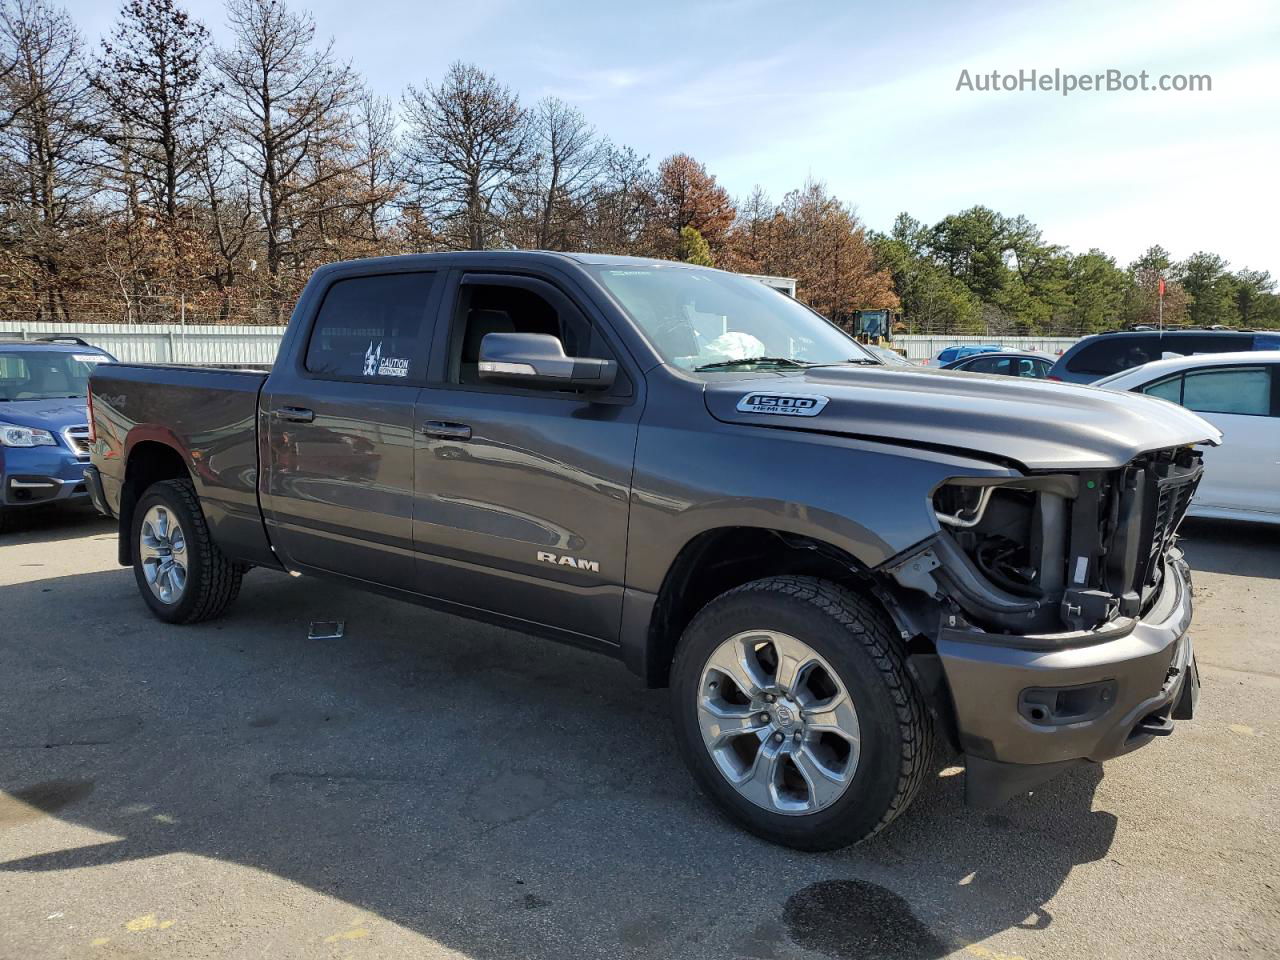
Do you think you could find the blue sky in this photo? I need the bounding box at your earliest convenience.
[69,0,1280,273]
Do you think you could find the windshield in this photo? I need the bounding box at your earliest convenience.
[590,265,876,371]
[0,349,108,401]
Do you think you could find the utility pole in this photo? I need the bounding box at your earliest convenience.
[1158,275,1165,331]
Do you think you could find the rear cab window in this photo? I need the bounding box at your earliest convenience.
[304,272,438,381]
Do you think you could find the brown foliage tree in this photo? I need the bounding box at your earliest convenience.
[652,153,735,259]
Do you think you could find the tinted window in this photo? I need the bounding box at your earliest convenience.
[1013,357,1049,378]
[1142,375,1183,403]
[1255,333,1280,351]
[1182,367,1271,416]
[305,272,437,379]
[962,355,1005,374]
[1067,336,1160,375]
[1155,333,1254,359]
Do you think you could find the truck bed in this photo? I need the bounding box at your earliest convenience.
[89,362,275,567]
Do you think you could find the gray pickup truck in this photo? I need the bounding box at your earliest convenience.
[87,252,1214,850]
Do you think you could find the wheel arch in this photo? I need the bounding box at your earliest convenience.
[631,526,890,689]
[117,439,192,566]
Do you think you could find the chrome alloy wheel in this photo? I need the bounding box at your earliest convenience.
[697,630,861,815]
[139,504,188,604]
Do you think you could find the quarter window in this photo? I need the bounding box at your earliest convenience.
[305,272,437,380]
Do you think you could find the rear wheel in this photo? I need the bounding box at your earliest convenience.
[670,576,933,851]
[131,478,243,624]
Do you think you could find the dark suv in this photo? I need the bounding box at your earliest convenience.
[1049,329,1280,383]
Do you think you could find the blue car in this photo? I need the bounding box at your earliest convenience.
[0,337,115,532]
[923,344,1002,366]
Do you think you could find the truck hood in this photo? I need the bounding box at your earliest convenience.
[702,365,1221,470]
[0,397,88,431]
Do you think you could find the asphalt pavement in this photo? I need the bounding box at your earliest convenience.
[0,507,1276,960]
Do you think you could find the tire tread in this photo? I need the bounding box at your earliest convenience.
[693,575,934,844]
[143,478,243,623]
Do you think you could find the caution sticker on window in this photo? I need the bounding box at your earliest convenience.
[363,341,409,378]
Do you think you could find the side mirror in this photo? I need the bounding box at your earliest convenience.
[478,332,617,391]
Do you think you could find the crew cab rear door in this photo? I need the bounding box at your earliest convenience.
[411,268,641,645]
[260,268,443,590]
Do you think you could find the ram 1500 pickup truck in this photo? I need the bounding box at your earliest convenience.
[87,252,1216,850]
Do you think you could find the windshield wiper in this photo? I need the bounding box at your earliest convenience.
[806,357,883,368]
[694,356,814,371]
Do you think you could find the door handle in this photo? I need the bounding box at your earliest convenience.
[274,406,315,423]
[422,420,472,441]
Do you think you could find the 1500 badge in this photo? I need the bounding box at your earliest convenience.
[735,392,829,417]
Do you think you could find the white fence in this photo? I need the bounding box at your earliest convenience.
[893,335,1080,361]
[2,321,1082,367]
[1,321,285,366]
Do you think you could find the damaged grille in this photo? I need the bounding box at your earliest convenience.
[928,445,1203,636]
[1132,450,1201,600]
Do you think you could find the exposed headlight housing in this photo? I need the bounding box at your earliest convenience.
[0,424,58,447]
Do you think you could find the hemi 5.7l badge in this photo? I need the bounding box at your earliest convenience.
[735,392,830,417]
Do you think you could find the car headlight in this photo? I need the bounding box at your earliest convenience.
[0,424,58,447]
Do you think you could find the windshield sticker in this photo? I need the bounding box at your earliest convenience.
[73,354,106,364]
[363,341,409,378]
[736,393,829,417]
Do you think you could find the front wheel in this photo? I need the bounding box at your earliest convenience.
[131,478,243,624]
[670,576,934,851]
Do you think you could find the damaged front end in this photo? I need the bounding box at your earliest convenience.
[891,445,1203,639]
[882,446,1205,806]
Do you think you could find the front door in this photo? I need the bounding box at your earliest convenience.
[262,269,441,591]
[411,271,641,644]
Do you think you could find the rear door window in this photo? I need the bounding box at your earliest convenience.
[1181,366,1272,416]
[305,272,438,381]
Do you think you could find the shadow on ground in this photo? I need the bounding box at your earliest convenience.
[0,562,1117,960]
[0,504,113,546]
[1179,518,1279,578]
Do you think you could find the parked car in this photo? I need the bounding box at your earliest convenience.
[87,251,1213,850]
[863,344,914,366]
[1049,329,1280,383]
[0,337,114,532]
[1096,351,1280,525]
[921,344,1002,366]
[942,352,1053,378]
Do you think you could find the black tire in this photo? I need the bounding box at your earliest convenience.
[0,507,10,534]
[670,576,934,851]
[131,478,243,624]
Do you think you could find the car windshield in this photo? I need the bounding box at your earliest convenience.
[0,349,107,401]
[589,265,876,371]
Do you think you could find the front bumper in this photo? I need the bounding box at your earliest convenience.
[939,557,1198,805]
[1,446,92,509]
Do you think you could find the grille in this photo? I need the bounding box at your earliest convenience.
[1133,451,1201,598]
[62,425,91,460]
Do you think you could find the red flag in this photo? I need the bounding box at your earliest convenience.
[1158,277,1166,297]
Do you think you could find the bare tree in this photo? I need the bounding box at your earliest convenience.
[194,121,254,321]
[94,0,217,224]
[352,91,400,246]
[215,0,358,312]
[524,96,602,249]
[0,0,98,320]
[580,142,654,255]
[401,61,528,250]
